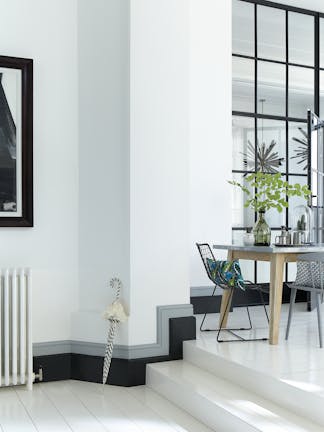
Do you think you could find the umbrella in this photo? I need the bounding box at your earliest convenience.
[102,277,128,385]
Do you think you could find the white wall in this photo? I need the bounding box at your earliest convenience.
[0,0,79,342]
[76,0,130,345]
[76,0,233,346]
[128,0,190,345]
[189,0,232,287]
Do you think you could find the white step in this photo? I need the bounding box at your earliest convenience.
[147,360,323,432]
[183,340,324,427]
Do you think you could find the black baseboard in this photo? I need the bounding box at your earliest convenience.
[33,353,71,382]
[191,283,308,315]
[33,315,196,387]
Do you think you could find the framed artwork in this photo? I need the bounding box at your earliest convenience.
[0,55,33,226]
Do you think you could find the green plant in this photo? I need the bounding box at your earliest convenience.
[229,172,312,213]
[297,214,306,231]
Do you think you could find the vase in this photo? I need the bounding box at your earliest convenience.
[253,210,271,246]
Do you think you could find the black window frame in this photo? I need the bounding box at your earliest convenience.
[232,0,324,282]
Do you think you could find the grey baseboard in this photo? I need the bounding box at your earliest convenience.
[32,304,196,386]
[33,304,194,359]
[33,314,196,386]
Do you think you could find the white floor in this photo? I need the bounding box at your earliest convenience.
[195,301,324,389]
[2,301,324,432]
[0,379,213,432]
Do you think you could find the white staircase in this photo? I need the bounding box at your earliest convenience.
[146,341,324,431]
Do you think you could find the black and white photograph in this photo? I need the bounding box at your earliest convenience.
[0,67,21,215]
[0,56,33,226]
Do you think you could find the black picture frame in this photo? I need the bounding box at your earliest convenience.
[0,55,33,227]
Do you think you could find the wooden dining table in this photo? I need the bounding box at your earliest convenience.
[213,243,324,345]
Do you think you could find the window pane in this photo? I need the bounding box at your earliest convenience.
[257,119,285,174]
[289,12,314,66]
[258,61,285,116]
[264,199,286,228]
[256,262,270,284]
[257,258,287,283]
[232,116,255,171]
[288,175,308,228]
[232,230,255,280]
[320,18,324,68]
[233,0,254,56]
[233,57,254,112]
[289,66,314,119]
[231,173,255,228]
[287,263,297,283]
[288,122,308,175]
[258,6,285,62]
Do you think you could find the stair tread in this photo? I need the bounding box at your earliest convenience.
[148,360,323,432]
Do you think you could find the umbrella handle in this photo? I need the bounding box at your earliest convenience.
[110,277,122,300]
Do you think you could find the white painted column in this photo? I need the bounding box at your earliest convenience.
[128,0,190,345]
[189,0,232,287]
[74,0,130,345]
[75,0,232,349]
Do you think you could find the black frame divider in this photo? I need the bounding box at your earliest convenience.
[232,0,324,283]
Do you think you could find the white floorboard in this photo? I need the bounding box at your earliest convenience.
[195,302,324,382]
[0,380,213,432]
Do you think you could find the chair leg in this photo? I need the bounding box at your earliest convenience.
[216,288,268,343]
[245,306,252,329]
[259,290,269,323]
[285,288,297,341]
[217,288,235,341]
[316,292,323,349]
[200,286,217,331]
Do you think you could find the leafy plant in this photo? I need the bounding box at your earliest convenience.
[229,172,312,213]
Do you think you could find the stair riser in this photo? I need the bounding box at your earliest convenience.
[184,343,324,427]
[147,365,260,432]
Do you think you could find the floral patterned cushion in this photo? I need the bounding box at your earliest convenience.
[206,258,245,291]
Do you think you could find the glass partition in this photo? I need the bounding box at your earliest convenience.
[232,0,321,283]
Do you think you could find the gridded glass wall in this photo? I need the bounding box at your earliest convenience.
[232,0,324,282]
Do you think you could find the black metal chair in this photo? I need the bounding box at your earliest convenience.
[196,243,269,342]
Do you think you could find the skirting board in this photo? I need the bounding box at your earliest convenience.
[33,316,196,386]
[191,283,308,315]
[34,304,194,359]
[32,304,196,386]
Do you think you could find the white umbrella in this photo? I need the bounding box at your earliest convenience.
[102,277,128,385]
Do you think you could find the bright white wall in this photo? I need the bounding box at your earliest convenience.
[189,0,232,287]
[75,0,233,346]
[76,0,130,345]
[0,0,78,342]
[128,0,190,345]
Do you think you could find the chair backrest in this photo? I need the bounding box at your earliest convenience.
[295,253,324,290]
[196,243,217,284]
[297,252,324,262]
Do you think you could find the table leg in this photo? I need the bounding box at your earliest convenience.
[269,253,285,345]
[219,250,234,328]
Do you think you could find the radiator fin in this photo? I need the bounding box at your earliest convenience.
[0,268,32,389]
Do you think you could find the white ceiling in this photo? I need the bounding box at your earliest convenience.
[277,0,324,14]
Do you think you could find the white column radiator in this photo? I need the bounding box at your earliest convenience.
[0,268,33,390]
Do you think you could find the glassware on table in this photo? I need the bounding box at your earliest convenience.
[292,204,313,244]
[253,210,271,246]
[275,226,291,245]
[243,227,254,246]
